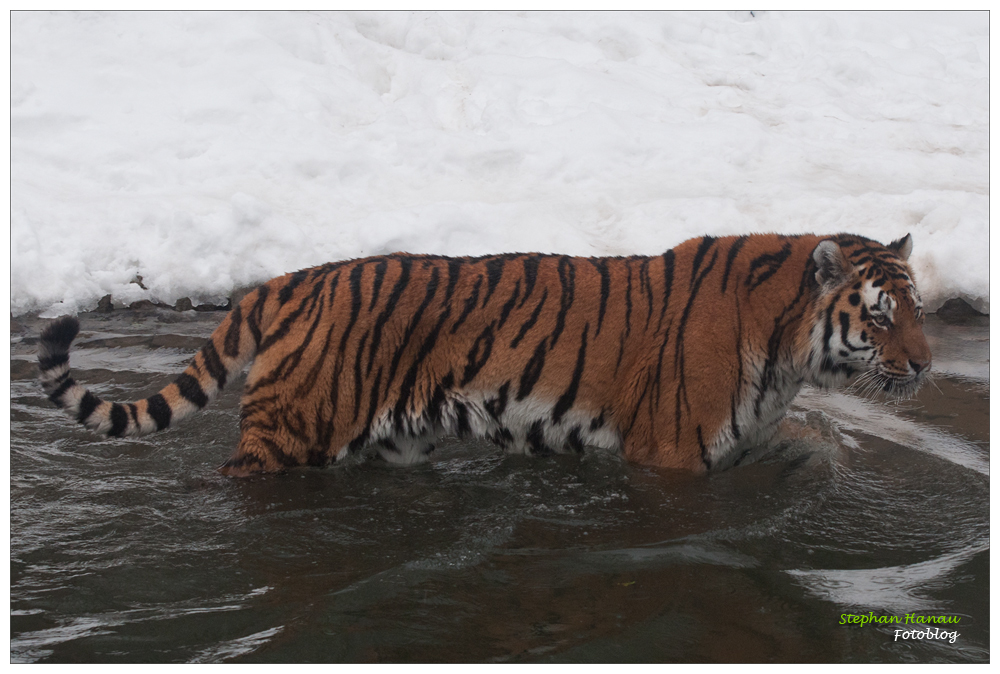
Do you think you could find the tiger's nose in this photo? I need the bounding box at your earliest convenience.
[909,357,931,374]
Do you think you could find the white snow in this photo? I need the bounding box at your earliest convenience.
[10,11,989,317]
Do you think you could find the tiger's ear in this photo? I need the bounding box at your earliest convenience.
[812,240,852,288]
[887,233,913,261]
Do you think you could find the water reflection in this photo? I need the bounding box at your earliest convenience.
[9,312,989,663]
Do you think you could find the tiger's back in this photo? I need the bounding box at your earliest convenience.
[38,233,931,476]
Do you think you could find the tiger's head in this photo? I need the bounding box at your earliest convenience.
[804,233,931,398]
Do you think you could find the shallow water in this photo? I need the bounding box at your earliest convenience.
[10,310,989,663]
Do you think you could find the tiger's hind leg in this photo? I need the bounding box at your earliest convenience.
[218,426,299,477]
[218,400,318,476]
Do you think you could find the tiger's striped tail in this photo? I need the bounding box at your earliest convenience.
[38,298,260,438]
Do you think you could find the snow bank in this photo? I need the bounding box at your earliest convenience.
[10,11,989,316]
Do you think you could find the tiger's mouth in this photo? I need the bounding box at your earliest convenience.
[877,372,925,399]
[848,366,926,401]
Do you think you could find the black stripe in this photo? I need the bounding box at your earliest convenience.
[445,258,464,306]
[674,248,720,373]
[427,371,455,425]
[339,264,365,353]
[307,447,328,467]
[450,276,482,335]
[260,434,299,468]
[746,243,792,292]
[249,286,327,396]
[625,371,650,437]
[349,368,383,453]
[552,324,588,424]
[240,395,280,425]
[483,257,507,307]
[730,396,741,441]
[519,255,541,308]
[624,263,633,337]
[313,398,333,451]
[286,408,309,442]
[369,259,389,311]
[461,323,495,386]
[327,270,342,308]
[489,427,513,448]
[822,293,840,354]
[497,279,521,330]
[77,390,100,423]
[752,263,814,418]
[367,257,414,375]
[839,311,868,352]
[658,250,675,330]
[278,269,309,304]
[673,248,719,444]
[615,332,627,373]
[146,393,172,430]
[691,236,716,288]
[247,285,269,347]
[551,256,575,351]
[510,288,547,349]
[721,236,748,293]
[393,307,453,423]
[385,266,441,391]
[652,252,677,403]
[652,319,671,405]
[108,403,128,437]
[292,273,344,398]
[38,352,69,372]
[484,381,509,421]
[201,341,227,389]
[732,297,744,437]
[517,337,548,401]
[175,373,209,408]
[526,419,549,455]
[224,304,243,358]
[353,330,371,421]
[640,258,653,329]
[259,278,324,354]
[295,307,341,398]
[47,377,75,406]
[455,402,472,437]
[127,403,140,428]
[697,425,712,469]
[566,426,584,453]
[589,259,610,338]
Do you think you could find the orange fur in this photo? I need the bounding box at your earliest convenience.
[38,233,931,476]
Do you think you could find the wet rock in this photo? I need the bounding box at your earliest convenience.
[195,298,231,311]
[10,359,36,380]
[78,335,153,349]
[96,294,114,312]
[150,334,207,350]
[935,298,988,326]
[129,299,160,311]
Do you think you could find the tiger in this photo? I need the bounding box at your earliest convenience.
[37,233,931,477]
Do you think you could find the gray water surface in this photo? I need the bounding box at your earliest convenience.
[10,311,989,663]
